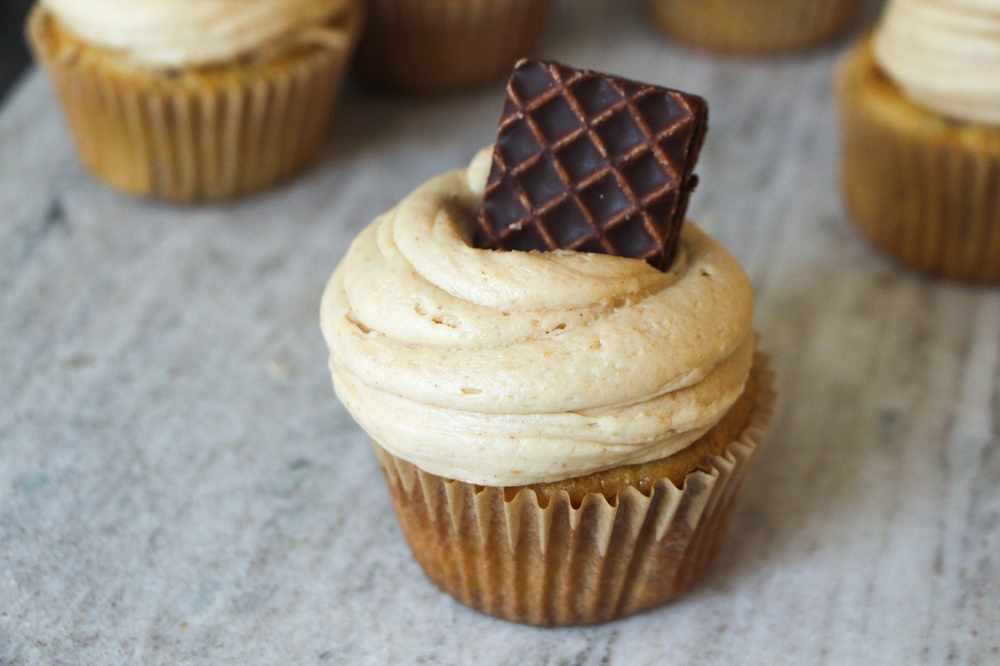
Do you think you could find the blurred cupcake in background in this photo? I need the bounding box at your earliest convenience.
[28,0,363,201]
[836,0,1000,282]
[354,0,554,93]
[648,0,867,53]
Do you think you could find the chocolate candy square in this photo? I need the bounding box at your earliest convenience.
[475,59,708,270]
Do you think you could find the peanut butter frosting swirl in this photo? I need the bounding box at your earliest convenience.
[875,0,1000,125]
[42,0,355,68]
[320,151,755,486]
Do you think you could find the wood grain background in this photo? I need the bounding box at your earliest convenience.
[1,0,997,664]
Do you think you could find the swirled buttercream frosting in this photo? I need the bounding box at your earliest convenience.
[875,0,1000,125]
[320,151,755,486]
[41,0,354,68]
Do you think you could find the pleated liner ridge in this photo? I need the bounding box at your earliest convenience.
[355,0,553,93]
[27,5,361,201]
[373,355,776,627]
[647,0,865,53]
[837,38,1000,283]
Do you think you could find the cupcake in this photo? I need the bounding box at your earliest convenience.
[27,0,363,201]
[836,0,1000,282]
[648,0,866,53]
[320,62,775,626]
[354,0,553,93]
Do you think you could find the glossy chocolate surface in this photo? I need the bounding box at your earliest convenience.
[475,59,708,270]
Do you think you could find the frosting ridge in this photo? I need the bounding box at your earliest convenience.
[321,153,754,486]
[874,0,1000,125]
[42,0,355,68]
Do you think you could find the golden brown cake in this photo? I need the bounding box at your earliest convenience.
[27,0,362,201]
[515,359,765,506]
[354,0,553,93]
[372,357,774,626]
[837,36,1000,283]
[648,0,865,53]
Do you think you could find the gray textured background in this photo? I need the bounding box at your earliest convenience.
[2,0,998,664]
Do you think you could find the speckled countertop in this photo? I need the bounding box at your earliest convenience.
[1,1,998,664]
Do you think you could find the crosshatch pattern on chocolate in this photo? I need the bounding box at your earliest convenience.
[474,59,708,271]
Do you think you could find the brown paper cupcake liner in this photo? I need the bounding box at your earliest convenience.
[373,354,776,627]
[27,4,362,201]
[837,38,1000,283]
[355,0,553,93]
[648,0,865,53]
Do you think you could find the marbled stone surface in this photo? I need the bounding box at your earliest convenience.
[1,1,998,664]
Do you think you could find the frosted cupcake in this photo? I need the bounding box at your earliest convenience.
[648,0,866,53]
[836,0,1000,282]
[323,61,775,625]
[321,142,774,624]
[354,0,554,93]
[28,0,362,201]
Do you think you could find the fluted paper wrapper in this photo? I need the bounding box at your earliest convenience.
[648,0,864,53]
[373,356,775,627]
[28,5,361,201]
[837,38,1000,283]
[355,0,553,93]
